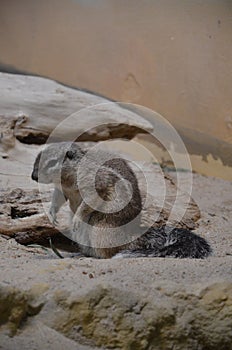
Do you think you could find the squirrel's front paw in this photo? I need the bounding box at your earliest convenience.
[49,208,59,226]
[72,216,82,231]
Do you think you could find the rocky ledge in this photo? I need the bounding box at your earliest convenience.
[0,73,231,349]
[0,173,232,350]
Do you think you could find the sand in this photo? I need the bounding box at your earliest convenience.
[0,172,231,349]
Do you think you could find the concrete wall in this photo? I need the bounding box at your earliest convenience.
[1,0,232,179]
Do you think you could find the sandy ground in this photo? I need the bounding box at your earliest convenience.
[0,172,232,349]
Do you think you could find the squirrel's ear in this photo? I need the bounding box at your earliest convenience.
[66,150,75,159]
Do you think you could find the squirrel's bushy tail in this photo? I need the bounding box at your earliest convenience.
[117,226,212,259]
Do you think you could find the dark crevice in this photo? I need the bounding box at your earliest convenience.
[16,133,48,145]
[16,126,147,145]
[10,207,38,219]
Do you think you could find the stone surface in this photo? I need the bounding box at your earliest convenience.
[0,173,231,350]
[0,72,231,349]
[0,73,153,145]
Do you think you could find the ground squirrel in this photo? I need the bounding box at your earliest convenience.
[31,142,211,259]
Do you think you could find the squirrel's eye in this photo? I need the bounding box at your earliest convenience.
[46,159,57,168]
[66,150,75,159]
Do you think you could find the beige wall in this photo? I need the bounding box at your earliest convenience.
[1,0,232,179]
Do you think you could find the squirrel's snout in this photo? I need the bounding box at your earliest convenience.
[31,170,38,182]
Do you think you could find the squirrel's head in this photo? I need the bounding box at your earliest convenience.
[31,142,85,184]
